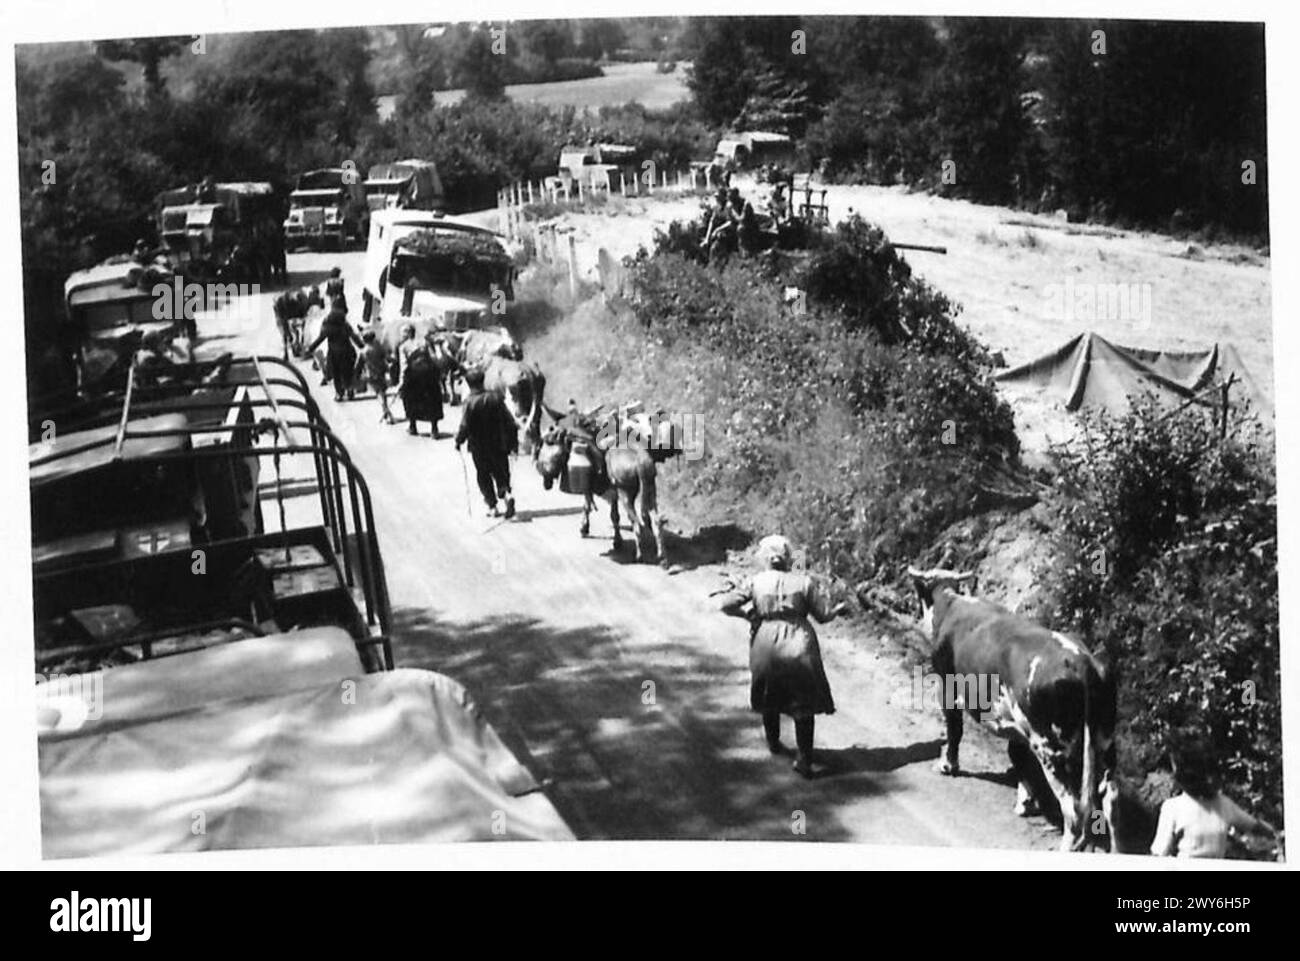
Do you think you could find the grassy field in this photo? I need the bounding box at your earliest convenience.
[376,61,692,120]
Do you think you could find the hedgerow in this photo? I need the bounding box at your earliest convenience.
[1041,398,1280,824]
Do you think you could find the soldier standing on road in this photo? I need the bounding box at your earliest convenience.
[716,535,850,779]
[455,367,517,519]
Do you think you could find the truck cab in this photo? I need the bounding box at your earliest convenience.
[64,258,191,389]
[284,168,369,251]
[546,143,637,195]
[155,181,280,283]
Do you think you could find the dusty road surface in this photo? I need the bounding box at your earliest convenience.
[193,248,1062,850]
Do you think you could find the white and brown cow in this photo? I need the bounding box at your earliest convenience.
[908,567,1117,851]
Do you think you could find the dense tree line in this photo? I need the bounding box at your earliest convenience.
[17,17,1268,396]
[687,16,1268,237]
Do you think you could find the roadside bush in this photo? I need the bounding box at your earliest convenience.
[1041,399,1280,825]
[644,213,997,372]
[527,228,1018,586]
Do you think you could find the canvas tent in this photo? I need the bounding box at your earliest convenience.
[994,332,1270,419]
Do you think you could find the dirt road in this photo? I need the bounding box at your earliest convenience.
[196,250,1059,849]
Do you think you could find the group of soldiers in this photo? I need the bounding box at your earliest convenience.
[699,174,797,262]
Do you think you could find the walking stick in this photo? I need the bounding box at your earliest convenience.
[456,446,473,519]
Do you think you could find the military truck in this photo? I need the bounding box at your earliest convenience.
[283,168,370,251]
[713,131,796,172]
[544,143,638,196]
[62,256,195,393]
[363,159,445,213]
[360,209,515,336]
[156,180,282,283]
[30,356,573,853]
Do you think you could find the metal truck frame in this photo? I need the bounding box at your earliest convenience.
[30,355,393,674]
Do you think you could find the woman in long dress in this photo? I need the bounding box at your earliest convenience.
[717,535,850,778]
[399,332,446,438]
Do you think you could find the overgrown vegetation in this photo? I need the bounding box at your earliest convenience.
[527,216,1018,584]
[1040,399,1280,824]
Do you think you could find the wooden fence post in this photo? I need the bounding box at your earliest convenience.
[567,232,578,299]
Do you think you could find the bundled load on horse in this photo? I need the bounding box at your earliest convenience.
[535,399,689,567]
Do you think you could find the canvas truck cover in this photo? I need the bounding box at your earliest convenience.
[994,331,1271,418]
[295,169,347,191]
[29,413,189,487]
[37,627,364,739]
[368,159,443,197]
[40,667,574,856]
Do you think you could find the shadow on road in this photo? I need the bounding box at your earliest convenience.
[817,739,944,777]
[509,505,585,523]
[664,522,752,573]
[390,604,903,842]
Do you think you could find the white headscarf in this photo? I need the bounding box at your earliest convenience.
[757,534,793,570]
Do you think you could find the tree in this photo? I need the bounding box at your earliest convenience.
[16,52,126,137]
[196,30,376,171]
[94,36,193,98]
[516,20,573,65]
[575,19,627,60]
[455,28,508,101]
[389,24,449,122]
[686,17,822,132]
[932,18,1031,205]
[733,69,813,138]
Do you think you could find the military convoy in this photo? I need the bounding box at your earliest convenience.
[26,152,583,854]
[31,355,572,853]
